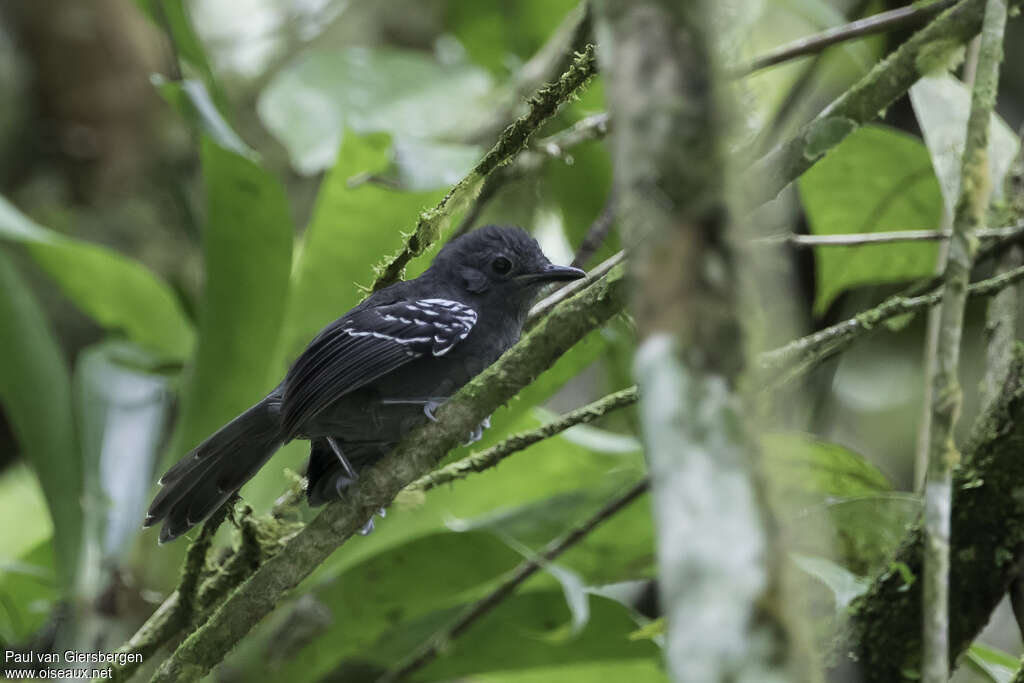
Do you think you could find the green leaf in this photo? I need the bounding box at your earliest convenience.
[761,432,893,504]
[0,196,194,360]
[0,541,57,643]
[258,47,492,174]
[390,137,483,191]
[359,592,660,680]
[139,0,225,109]
[270,132,443,375]
[798,125,943,314]
[790,553,870,610]
[0,464,54,563]
[909,73,1021,212]
[166,139,294,461]
[154,77,253,158]
[790,493,922,575]
[0,250,80,591]
[255,531,523,683]
[75,341,171,561]
[966,643,1021,683]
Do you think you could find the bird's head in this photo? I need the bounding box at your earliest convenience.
[431,225,585,311]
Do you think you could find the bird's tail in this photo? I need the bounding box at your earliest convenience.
[145,394,283,543]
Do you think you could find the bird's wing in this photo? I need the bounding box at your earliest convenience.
[280,298,478,438]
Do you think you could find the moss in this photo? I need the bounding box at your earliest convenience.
[830,349,1024,681]
[370,46,597,292]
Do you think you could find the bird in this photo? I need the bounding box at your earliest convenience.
[144,225,585,543]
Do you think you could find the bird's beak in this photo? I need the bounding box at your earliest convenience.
[517,263,587,284]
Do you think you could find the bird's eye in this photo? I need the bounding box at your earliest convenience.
[491,256,512,275]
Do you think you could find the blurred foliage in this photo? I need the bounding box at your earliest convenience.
[0,0,1023,679]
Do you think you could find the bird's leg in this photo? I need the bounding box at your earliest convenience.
[379,399,491,443]
[326,438,386,535]
[379,397,447,422]
[327,437,358,483]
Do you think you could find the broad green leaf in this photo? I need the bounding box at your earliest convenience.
[790,553,870,610]
[966,643,1021,683]
[271,132,443,375]
[154,77,253,158]
[0,464,53,562]
[390,137,483,191]
[446,0,580,74]
[357,591,660,680]
[75,342,170,561]
[166,139,294,461]
[0,250,80,591]
[0,196,194,360]
[137,0,225,109]
[761,432,893,504]
[456,482,653,585]
[258,531,524,683]
[258,47,492,174]
[0,541,57,643]
[790,493,922,575]
[469,659,669,683]
[798,125,943,314]
[910,73,1021,212]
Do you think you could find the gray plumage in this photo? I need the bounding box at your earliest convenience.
[145,225,585,543]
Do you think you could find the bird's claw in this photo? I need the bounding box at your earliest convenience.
[357,507,387,536]
[463,415,492,446]
[423,398,445,422]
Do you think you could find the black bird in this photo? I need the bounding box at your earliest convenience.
[145,225,585,543]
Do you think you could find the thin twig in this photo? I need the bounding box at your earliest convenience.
[407,386,639,492]
[920,1,1005,679]
[372,46,598,290]
[380,479,650,682]
[758,261,1024,383]
[527,249,626,326]
[572,193,617,268]
[738,1,955,75]
[452,113,612,239]
[746,0,1014,207]
[462,1,593,145]
[752,224,1024,247]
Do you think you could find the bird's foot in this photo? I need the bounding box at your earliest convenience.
[463,415,492,446]
[379,397,447,422]
[358,507,387,536]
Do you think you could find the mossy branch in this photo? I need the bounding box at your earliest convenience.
[920,1,1006,677]
[746,0,1022,206]
[407,385,639,492]
[147,265,628,683]
[829,347,1024,682]
[757,262,1024,387]
[371,45,597,291]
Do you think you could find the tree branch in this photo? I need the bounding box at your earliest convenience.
[148,265,628,683]
[746,0,1022,207]
[919,3,1004,676]
[452,112,611,239]
[462,1,593,145]
[597,0,804,678]
[380,479,650,682]
[371,46,597,291]
[407,385,639,493]
[829,346,1024,682]
[758,262,1024,387]
[752,223,1024,247]
[738,1,955,76]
